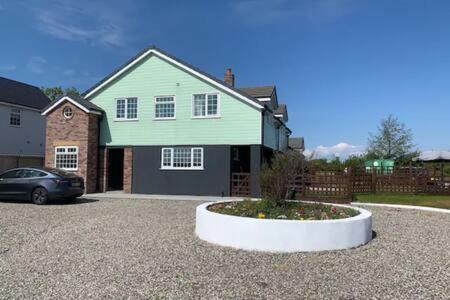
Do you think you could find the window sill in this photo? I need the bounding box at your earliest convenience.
[191,116,221,120]
[114,119,139,122]
[153,117,176,121]
[160,167,204,171]
[9,124,21,128]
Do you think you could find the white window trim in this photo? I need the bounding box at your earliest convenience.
[160,147,204,170]
[153,95,176,120]
[9,108,21,127]
[54,146,79,171]
[191,92,221,119]
[114,97,139,121]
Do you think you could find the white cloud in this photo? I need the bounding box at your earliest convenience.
[33,1,126,47]
[27,56,47,73]
[0,65,16,71]
[304,142,365,160]
[231,0,359,24]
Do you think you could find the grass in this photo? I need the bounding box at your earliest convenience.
[208,199,359,220]
[353,193,450,209]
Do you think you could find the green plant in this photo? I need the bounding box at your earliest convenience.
[208,200,360,220]
[260,151,304,206]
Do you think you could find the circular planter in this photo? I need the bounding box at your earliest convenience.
[195,201,372,252]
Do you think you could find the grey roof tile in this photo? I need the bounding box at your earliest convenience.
[238,86,275,98]
[41,94,104,114]
[0,77,50,109]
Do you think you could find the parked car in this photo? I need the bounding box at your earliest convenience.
[0,167,84,204]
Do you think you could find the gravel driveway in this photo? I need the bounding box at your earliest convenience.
[0,198,449,299]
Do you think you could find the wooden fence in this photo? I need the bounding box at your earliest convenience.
[291,166,450,202]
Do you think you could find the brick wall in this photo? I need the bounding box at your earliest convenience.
[44,101,100,193]
[123,147,133,193]
[98,147,108,193]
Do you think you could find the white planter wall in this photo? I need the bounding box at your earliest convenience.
[195,201,373,252]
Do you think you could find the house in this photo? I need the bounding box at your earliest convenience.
[0,77,50,173]
[41,46,292,197]
[289,137,305,153]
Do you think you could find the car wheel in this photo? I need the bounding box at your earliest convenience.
[32,187,48,205]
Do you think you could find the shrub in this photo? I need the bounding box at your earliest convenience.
[260,151,304,206]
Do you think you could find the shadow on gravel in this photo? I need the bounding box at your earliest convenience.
[372,230,377,239]
[50,198,99,206]
[0,198,99,206]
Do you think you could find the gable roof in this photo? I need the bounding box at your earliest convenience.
[238,86,275,99]
[41,95,104,116]
[275,104,287,115]
[289,137,305,150]
[0,76,50,110]
[82,45,264,110]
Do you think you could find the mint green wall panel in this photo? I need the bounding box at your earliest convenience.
[88,54,262,146]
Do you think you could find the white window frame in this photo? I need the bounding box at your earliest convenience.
[154,95,176,120]
[160,147,204,170]
[10,108,21,127]
[115,97,139,121]
[191,92,220,119]
[54,146,79,171]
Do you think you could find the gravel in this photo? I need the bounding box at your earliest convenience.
[0,198,449,299]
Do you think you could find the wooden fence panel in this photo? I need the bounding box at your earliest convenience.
[290,165,450,199]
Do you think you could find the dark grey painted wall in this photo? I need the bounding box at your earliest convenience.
[132,145,231,196]
[250,145,262,198]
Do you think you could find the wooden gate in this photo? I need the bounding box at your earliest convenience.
[231,173,250,197]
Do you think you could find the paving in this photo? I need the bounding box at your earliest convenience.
[0,197,449,299]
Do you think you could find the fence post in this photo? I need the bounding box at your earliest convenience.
[371,167,376,193]
[347,167,352,200]
[301,164,306,198]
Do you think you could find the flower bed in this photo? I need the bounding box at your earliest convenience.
[196,200,372,252]
[208,199,359,220]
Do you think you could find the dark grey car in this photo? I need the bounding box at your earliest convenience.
[0,167,84,205]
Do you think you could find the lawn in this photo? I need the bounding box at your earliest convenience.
[353,193,450,209]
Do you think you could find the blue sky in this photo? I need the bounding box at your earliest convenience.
[1,0,450,158]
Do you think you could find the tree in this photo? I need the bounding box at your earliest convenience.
[367,115,418,162]
[41,86,81,101]
[260,151,304,206]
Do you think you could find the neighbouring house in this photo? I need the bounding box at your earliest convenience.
[289,137,305,153]
[41,46,293,197]
[0,77,50,173]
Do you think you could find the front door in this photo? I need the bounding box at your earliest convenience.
[108,148,124,191]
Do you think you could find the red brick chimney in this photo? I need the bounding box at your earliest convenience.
[224,68,235,87]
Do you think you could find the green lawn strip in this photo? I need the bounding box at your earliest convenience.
[353,193,450,209]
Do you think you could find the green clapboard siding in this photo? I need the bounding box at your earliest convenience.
[88,54,262,146]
